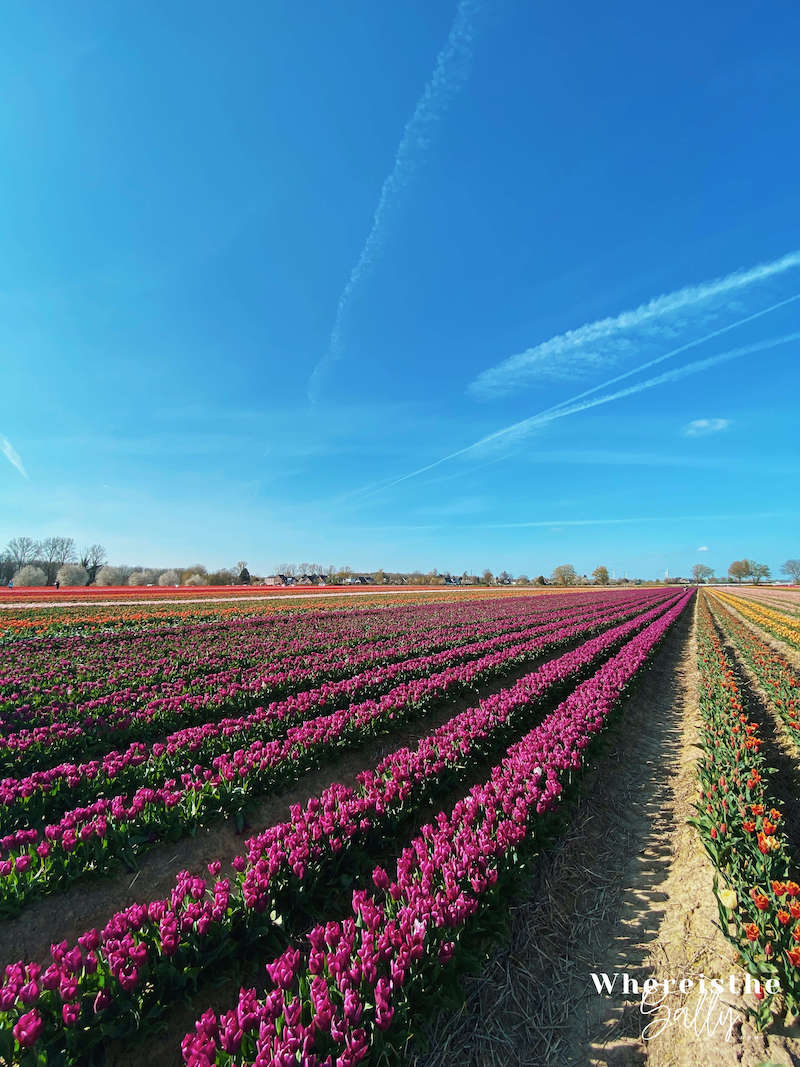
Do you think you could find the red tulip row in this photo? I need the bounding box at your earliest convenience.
[691,593,800,1028]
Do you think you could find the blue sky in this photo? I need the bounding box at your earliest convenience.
[1,0,799,579]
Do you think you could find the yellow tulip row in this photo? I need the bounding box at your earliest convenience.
[712,590,800,650]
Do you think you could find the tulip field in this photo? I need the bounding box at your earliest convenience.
[3,582,800,1064]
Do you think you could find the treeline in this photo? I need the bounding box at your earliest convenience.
[689,559,799,585]
[5,535,794,589]
[273,563,625,587]
[1,537,253,588]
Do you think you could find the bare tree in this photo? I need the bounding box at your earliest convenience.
[6,536,40,571]
[781,559,800,584]
[38,537,77,584]
[692,563,714,583]
[158,569,180,586]
[80,544,107,584]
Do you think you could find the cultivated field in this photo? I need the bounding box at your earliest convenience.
[2,584,800,1065]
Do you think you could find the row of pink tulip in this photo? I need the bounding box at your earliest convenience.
[180,590,692,1066]
[2,594,577,719]
[0,593,689,1063]
[0,595,679,911]
[0,594,624,773]
[0,591,668,831]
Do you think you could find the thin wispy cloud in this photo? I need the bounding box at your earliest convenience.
[480,511,786,530]
[469,250,800,399]
[697,545,709,552]
[345,328,800,501]
[0,435,27,479]
[346,510,790,533]
[684,418,730,436]
[307,0,486,402]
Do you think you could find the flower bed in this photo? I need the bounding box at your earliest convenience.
[690,593,800,1026]
[0,592,690,1064]
[0,594,681,911]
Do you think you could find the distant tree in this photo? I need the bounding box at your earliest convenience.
[183,572,209,586]
[95,565,125,586]
[207,569,236,585]
[728,560,749,583]
[0,552,13,585]
[158,569,179,586]
[534,575,548,586]
[79,544,107,584]
[12,565,46,586]
[57,563,89,587]
[481,569,494,586]
[374,569,385,585]
[179,565,208,585]
[238,567,251,585]
[750,562,771,585]
[592,565,610,585]
[551,564,578,586]
[497,570,513,585]
[516,574,531,586]
[37,537,77,584]
[6,536,39,571]
[128,569,160,586]
[692,563,714,583]
[781,559,800,584]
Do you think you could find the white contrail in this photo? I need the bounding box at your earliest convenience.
[469,249,800,399]
[347,327,800,499]
[536,292,800,420]
[481,329,800,450]
[478,510,787,530]
[307,0,486,402]
[0,435,27,479]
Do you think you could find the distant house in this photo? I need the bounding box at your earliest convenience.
[277,574,295,586]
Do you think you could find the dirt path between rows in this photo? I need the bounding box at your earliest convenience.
[413,596,800,1066]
